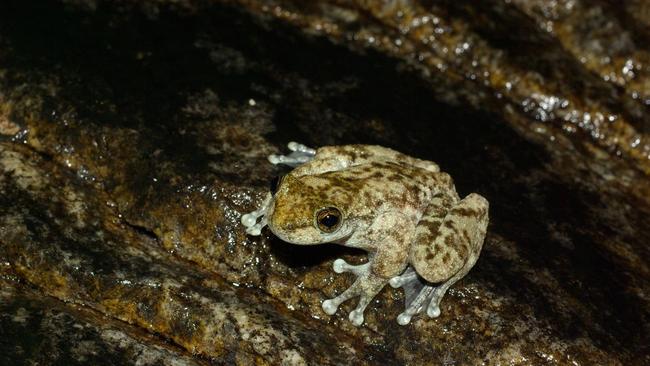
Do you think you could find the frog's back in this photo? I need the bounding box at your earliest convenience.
[322,161,446,212]
[317,144,440,173]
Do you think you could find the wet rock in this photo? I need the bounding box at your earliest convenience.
[0,143,367,364]
[0,279,202,366]
[0,0,648,365]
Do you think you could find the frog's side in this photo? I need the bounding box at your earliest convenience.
[241,142,489,326]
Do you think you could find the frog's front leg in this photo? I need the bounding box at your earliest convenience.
[321,260,389,326]
[391,193,489,325]
[322,213,412,326]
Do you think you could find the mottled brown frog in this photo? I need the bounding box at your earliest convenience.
[242,142,489,326]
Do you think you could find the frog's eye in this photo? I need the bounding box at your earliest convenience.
[315,207,342,233]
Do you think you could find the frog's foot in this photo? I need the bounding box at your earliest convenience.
[268,141,316,167]
[390,266,447,325]
[424,284,451,319]
[322,258,387,326]
[241,192,273,236]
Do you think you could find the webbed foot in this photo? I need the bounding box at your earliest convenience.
[389,266,447,325]
[322,258,388,326]
[268,141,316,167]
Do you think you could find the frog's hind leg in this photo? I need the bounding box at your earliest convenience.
[268,141,316,167]
[392,193,489,324]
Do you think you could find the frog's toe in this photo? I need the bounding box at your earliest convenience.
[242,214,267,235]
[240,212,258,227]
[241,193,272,236]
[390,266,426,306]
[321,285,358,317]
[397,287,442,324]
[352,289,381,326]
[322,298,339,315]
[349,308,365,326]
[398,284,436,325]
[268,153,312,166]
[268,142,316,167]
[287,141,316,155]
[391,266,444,325]
[322,285,376,327]
[427,303,441,318]
[322,293,369,325]
[332,258,370,276]
[389,266,419,288]
[397,312,413,325]
[425,286,448,318]
[322,260,388,326]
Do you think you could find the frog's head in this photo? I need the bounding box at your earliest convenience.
[267,174,353,245]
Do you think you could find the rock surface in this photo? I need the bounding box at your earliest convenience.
[0,0,648,365]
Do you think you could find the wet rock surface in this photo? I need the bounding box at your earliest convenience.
[0,279,203,366]
[0,0,648,365]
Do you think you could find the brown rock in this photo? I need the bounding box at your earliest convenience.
[0,0,648,365]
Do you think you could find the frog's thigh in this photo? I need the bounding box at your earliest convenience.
[410,193,489,283]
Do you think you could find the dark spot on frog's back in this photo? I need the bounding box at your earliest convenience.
[462,230,471,243]
[444,235,454,246]
[454,207,477,217]
[459,233,470,257]
[328,186,354,201]
[328,175,355,190]
[386,173,402,182]
[338,149,357,161]
[396,191,409,205]
[358,165,373,174]
[420,219,441,233]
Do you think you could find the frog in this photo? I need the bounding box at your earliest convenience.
[241,142,489,326]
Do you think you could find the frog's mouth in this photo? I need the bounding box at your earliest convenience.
[267,211,318,245]
[331,231,354,246]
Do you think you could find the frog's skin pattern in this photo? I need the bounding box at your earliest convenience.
[241,142,489,326]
